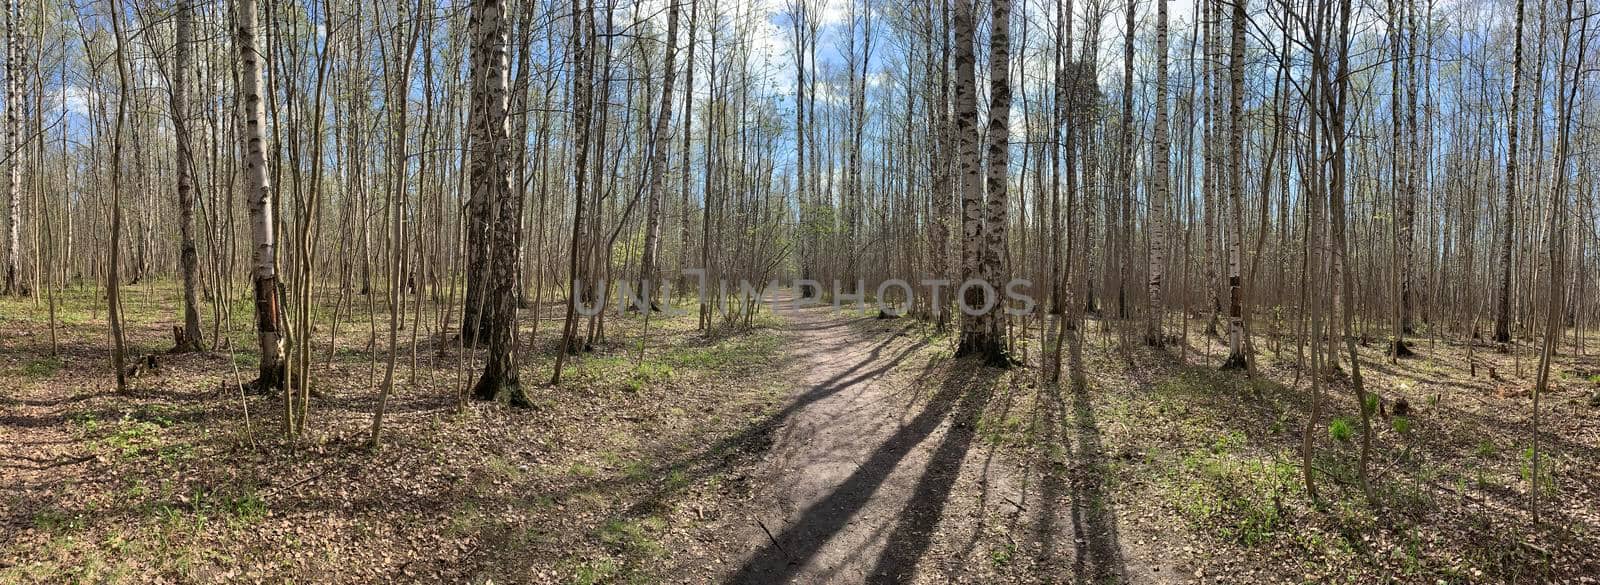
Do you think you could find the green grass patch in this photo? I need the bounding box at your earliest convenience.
[1518,448,1563,498]
[990,543,1016,567]
[1168,447,1299,548]
[624,362,675,393]
[18,357,63,379]
[99,419,164,460]
[32,508,86,534]
[596,517,666,558]
[1328,418,1354,443]
[663,331,781,370]
[976,412,1034,448]
[1473,438,1499,459]
[567,556,621,585]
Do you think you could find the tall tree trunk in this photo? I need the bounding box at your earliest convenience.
[468,0,529,406]
[952,0,985,357]
[171,0,203,353]
[1147,0,1168,346]
[1221,0,1248,370]
[788,0,810,296]
[1201,0,1220,335]
[4,0,20,296]
[843,0,872,292]
[638,0,680,306]
[925,0,952,328]
[107,0,130,391]
[953,0,1009,365]
[1114,0,1134,323]
[1495,0,1525,344]
[981,0,1012,361]
[461,0,500,346]
[236,0,287,395]
[678,0,698,294]
[1401,0,1419,338]
[1387,0,1405,359]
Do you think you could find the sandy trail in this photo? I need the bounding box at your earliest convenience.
[712,299,1037,584]
[725,300,945,583]
[701,295,1179,584]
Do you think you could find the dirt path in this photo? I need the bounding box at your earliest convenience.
[706,300,1160,584]
[723,300,952,583]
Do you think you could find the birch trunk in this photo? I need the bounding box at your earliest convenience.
[4,0,20,296]
[952,0,1008,365]
[952,0,986,357]
[468,0,528,406]
[638,0,680,307]
[1149,0,1170,346]
[236,0,287,393]
[172,0,202,353]
[979,0,1011,360]
[1221,0,1249,370]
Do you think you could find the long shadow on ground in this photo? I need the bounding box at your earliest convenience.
[1063,326,1129,584]
[614,327,928,515]
[727,356,999,584]
[862,364,999,583]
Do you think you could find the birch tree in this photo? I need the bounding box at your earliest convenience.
[236,0,287,395]
[1147,0,1169,347]
[952,0,987,358]
[3,0,20,296]
[980,0,1011,361]
[467,0,529,406]
[637,0,681,307]
[1221,0,1248,370]
[170,0,202,353]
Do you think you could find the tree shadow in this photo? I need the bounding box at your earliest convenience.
[728,357,998,584]
[1063,327,1129,584]
[1027,357,1073,576]
[520,327,930,524]
[863,364,999,584]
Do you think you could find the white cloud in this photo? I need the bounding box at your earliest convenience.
[56,84,92,117]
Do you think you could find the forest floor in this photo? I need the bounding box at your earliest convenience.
[1,282,1598,584]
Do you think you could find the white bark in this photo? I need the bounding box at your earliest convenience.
[639,0,681,301]
[980,0,1011,354]
[236,0,285,390]
[1148,0,1169,346]
[468,0,526,405]
[4,0,20,296]
[952,0,986,355]
[1223,0,1248,369]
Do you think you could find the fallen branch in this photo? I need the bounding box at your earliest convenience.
[757,519,792,560]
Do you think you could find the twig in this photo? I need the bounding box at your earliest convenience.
[1003,494,1028,512]
[757,519,792,560]
[1370,439,1418,484]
